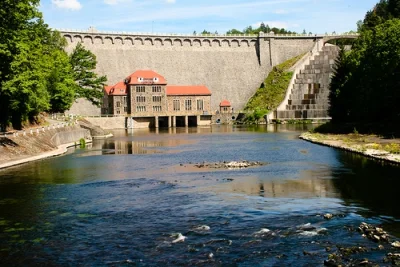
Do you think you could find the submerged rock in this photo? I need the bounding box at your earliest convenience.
[392,241,400,248]
[324,213,334,220]
[194,160,266,169]
[384,253,400,265]
[358,222,390,243]
[254,228,272,236]
[193,225,211,231]
[171,233,186,243]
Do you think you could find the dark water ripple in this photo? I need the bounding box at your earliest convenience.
[1,125,400,266]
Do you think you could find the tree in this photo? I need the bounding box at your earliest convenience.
[243,26,253,34]
[302,29,307,34]
[0,1,51,129]
[47,49,76,112]
[388,0,400,17]
[69,42,107,106]
[226,29,242,35]
[356,20,364,32]
[201,30,211,34]
[260,22,268,33]
[329,18,400,125]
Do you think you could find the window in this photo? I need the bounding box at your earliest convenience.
[152,86,161,93]
[197,99,204,111]
[136,106,146,112]
[136,86,145,93]
[123,96,127,105]
[117,110,121,114]
[124,107,127,112]
[223,107,228,112]
[136,96,146,103]
[117,101,121,107]
[173,100,180,111]
[153,106,162,112]
[152,96,162,102]
[185,99,192,111]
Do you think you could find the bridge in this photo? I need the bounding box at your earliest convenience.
[60,28,358,47]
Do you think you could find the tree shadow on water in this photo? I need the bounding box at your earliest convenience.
[331,151,400,218]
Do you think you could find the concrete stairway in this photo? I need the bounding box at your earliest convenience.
[276,45,339,120]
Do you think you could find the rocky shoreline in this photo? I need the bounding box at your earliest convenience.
[300,132,400,165]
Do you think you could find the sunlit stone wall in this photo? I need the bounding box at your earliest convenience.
[61,31,317,113]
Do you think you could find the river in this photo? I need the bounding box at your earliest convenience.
[0,125,399,266]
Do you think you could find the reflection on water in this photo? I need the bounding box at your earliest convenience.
[101,139,196,155]
[1,124,400,266]
[214,173,336,199]
[332,151,400,217]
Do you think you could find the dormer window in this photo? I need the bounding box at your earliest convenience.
[153,77,159,82]
[138,77,144,82]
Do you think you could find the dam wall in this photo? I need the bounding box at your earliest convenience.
[61,31,318,112]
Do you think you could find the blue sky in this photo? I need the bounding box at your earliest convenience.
[40,0,378,34]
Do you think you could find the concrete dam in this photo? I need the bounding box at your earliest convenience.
[61,30,320,112]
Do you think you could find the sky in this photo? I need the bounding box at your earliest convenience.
[39,0,379,34]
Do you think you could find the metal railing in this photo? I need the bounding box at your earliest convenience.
[0,121,79,138]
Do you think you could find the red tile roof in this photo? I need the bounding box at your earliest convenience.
[104,85,113,95]
[220,100,231,107]
[105,81,127,96]
[125,70,167,85]
[166,85,211,96]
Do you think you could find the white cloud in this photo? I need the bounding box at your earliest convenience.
[52,0,82,10]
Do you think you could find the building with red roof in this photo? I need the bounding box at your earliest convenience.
[219,100,232,114]
[102,70,212,127]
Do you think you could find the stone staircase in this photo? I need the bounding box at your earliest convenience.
[276,45,339,120]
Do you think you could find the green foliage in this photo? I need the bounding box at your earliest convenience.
[362,0,400,31]
[329,0,400,134]
[384,143,400,154]
[245,53,305,113]
[204,22,295,36]
[329,18,400,127]
[69,42,107,106]
[243,108,269,124]
[47,49,76,112]
[0,1,77,130]
[79,138,86,148]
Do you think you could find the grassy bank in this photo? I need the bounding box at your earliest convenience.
[242,53,306,123]
[300,131,400,164]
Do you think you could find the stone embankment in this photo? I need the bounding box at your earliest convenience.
[0,123,91,169]
[300,132,400,164]
[79,118,113,138]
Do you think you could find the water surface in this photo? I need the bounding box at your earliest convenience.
[1,125,400,266]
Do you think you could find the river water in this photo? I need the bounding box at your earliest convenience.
[0,125,400,266]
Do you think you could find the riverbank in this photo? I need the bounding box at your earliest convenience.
[300,132,400,164]
[0,140,92,170]
[0,125,92,170]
